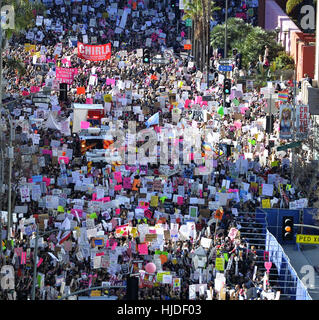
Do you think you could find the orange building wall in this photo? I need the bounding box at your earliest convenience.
[290,31,315,82]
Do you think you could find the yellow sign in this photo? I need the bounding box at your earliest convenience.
[156,271,170,283]
[24,43,36,53]
[103,94,112,102]
[262,199,271,208]
[296,234,319,244]
[215,257,224,271]
[90,290,101,297]
[129,227,138,238]
[271,161,279,167]
[150,195,159,207]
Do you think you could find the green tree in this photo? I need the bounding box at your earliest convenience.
[286,0,317,14]
[1,0,46,75]
[211,18,284,70]
[274,51,295,70]
[3,0,46,40]
[210,17,254,52]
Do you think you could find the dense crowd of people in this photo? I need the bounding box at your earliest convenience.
[0,0,313,301]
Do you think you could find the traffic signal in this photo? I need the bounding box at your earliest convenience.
[80,140,86,154]
[235,53,242,70]
[143,49,150,64]
[59,83,68,101]
[223,78,231,95]
[282,216,294,241]
[265,115,274,133]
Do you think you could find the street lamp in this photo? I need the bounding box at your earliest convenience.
[275,26,280,43]
[283,28,289,52]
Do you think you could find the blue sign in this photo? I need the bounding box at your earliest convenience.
[218,65,233,72]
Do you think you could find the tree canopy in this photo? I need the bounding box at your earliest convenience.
[210,17,284,69]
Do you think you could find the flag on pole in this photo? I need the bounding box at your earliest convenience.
[145,112,159,127]
[58,231,72,245]
[278,91,289,101]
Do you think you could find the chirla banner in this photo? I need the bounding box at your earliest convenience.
[56,67,78,84]
[279,104,293,140]
[77,42,111,61]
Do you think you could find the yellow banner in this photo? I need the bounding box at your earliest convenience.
[296,234,319,244]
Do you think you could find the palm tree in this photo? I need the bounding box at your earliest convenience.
[183,0,220,71]
[183,0,203,69]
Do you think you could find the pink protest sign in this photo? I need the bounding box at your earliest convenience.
[58,156,70,164]
[30,86,40,93]
[21,252,26,265]
[234,121,242,129]
[194,96,202,104]
[177,197,183,205]
[144,210,153,219]
[55,67,78,84]
[114,171,122,183]
[37,257,43,268]
[71,209,83,218]
[42,177,51,186]
[106,78,116,85]
[184,99,192,109]
[139,201,149,210]
[80,121,90,129]
[86,98,93,104]
[138,243,148,255]
[201,101,208,106]
[115,208,121,215]
[228,227,238,240]
[114,184,122,191]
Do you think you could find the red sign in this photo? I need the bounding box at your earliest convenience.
[77,42,111,61]
[184,44,192,50]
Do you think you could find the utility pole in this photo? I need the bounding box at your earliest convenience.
[314,0,319,86]
[6,116,13,244]
[0,0,3,257]
[291,69,297,180]
[224,0,228,58]
[206,0,211,87]
[31,224,39,300]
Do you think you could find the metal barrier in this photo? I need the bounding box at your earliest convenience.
[265,230,312,300]
[235,211,312,299]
